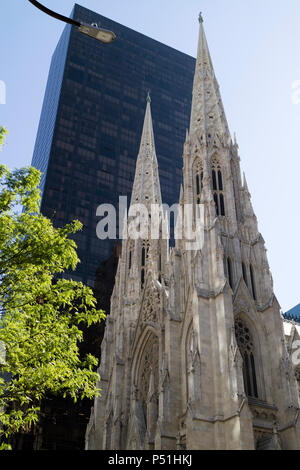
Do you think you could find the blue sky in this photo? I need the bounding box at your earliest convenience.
[1,0,300,312]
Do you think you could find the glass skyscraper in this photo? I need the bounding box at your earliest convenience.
[32,4,195,287]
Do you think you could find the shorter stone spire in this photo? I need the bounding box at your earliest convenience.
[242,172,256,220]
[185,128,190,142]
[243,172,249,193]
[233,132,239,148]
[179,184,184,206]
[130,97,162,209]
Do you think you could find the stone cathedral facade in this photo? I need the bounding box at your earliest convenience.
[86,17,300,450]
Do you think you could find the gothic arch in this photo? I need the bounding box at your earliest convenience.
[132,330,159,445]
[132,329,159,434]
[192,157,204,173]
[242,261,248,287]
[141,241,150,289]
[211,155,225,216]
[139,337,159,396]
[234,313,265,400]
[224,256,234,289]
[182,321,201,408]
[132,326,158,375]
[192,158,204,205]
[249,263,257,301]
[248,246,260,300]
[128,240,134,271]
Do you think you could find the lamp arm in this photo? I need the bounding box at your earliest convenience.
[28,0,81,28]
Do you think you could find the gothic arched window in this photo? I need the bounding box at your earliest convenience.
[223,256,234,289]
[250,264,257,301]
[141,243,149,289]
[128,242,134,271]
[141,270,145,289]
[138,335,159,440]
[194,160,203,205]
[235,318,259,398]
[226,257,233,289]
[212,158,225,216]
[129,251,132,270]
[220,194,225,216]
[158,254,162,284]
[242,262,248,286]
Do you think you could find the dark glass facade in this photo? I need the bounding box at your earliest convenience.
[32,3,195,286]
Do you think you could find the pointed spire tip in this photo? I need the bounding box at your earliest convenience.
[243,172,249,192]
[147,91,151,103]
[198,12,204,23]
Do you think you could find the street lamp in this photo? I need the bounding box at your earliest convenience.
[28,0,116,44]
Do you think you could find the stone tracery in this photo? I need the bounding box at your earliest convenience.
[235,317,258,398]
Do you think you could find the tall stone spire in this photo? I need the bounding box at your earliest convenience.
[130,96,162,209]
[189,15,230,140]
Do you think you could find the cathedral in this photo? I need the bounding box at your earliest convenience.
[86,16,300,450]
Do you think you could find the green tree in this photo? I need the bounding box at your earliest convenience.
[0,127,8,150]
[0,127,105,449]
